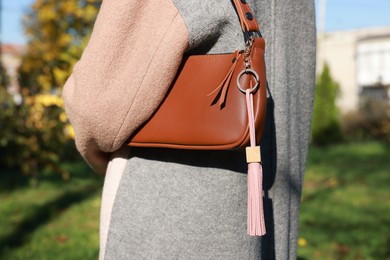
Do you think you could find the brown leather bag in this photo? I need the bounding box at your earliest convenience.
[128,0,266,150]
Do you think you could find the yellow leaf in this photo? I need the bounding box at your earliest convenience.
[298,238,307,247]
[53,67,70,87]
[64,124,75,140]
[59,112,67,123]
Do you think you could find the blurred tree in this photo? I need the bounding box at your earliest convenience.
[0,89,77,184]
[0,63,9,89]
[19,0,101,94]
[311,63,342,145]
[0,0,100,184]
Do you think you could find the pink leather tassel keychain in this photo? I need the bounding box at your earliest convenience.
[245,88,266,236]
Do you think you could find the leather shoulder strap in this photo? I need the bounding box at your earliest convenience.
[232,0,260,33]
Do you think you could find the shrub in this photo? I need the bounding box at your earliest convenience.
[0,0,101,184]
[342,98,390,143]
[0,88,77,183]
[311,63,343,145]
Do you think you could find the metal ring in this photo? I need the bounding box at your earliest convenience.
[236,69,259,93]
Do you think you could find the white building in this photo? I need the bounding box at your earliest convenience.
[317,26,390,113]
[1,44,25,104]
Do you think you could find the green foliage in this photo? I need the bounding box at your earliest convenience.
[19,0,101,94]
[0,0,101,181]
[0,90,77,182]
[311,63,342,145]
[342,98,390,143]
[0,63,9,88]
[298,142,390,259]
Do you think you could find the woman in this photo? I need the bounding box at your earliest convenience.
[63,0,316,259]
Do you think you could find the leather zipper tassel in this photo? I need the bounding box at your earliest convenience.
[208,51,242,108]
[245,89,266,236]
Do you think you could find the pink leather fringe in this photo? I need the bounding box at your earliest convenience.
[246,89,266,236]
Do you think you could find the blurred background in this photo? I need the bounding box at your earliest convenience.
[0,0,389,259]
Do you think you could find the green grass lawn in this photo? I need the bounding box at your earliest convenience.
[0,142,389,259]
[0,162,103,260]
[298,142,390,260]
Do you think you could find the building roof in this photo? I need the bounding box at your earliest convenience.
[1,44,26,56]
[318,26,390,40]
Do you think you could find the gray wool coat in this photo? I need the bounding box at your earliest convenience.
[97,0,316,259]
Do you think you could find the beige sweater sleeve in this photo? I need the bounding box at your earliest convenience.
[62,0,189,175]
